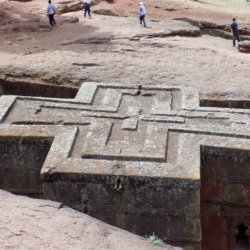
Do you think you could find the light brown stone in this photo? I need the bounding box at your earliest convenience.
[1,83,250,249]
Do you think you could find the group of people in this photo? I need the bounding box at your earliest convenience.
[140,9,241,47]
[141,4,241,47]
[46,0,146,27]
[46,0,92,27]
[138,8,241,46]
[47,0,241,47]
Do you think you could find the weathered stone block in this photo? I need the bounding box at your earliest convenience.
[1,82,250,249]
[0,136,52,197]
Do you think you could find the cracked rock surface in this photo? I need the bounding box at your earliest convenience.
[238,41,250,53]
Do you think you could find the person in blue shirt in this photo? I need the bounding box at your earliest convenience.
[231,18,240,47]
[139,2,147,28]
[47,0,56,27]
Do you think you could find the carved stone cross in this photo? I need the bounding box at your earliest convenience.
[1,83,250,249]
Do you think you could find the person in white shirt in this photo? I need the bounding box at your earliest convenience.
[47,0,56,26]
[139,2,147,28]
[83,0,91,18]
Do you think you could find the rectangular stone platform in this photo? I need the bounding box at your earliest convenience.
[1,83,250,250]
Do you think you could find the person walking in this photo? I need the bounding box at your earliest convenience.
[84,0,91,18]
[47,0,56,27]
[139,2,147,28]
[231,18,240,47]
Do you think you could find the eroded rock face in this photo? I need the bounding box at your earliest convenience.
[176,18,250,41]
[56,0,83,14]
[238,41,250,53]
[60,16,79,24]
[9,0,32,2]
[0,190,181,250]
[56,0,105,14]
[93,9,119,16]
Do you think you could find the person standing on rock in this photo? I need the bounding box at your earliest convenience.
[84,0,91,18]
[47,0,56,27]
[231,18,240,47]
[139,2,147,28]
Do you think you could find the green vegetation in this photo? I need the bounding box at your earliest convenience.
[146,233,164,247]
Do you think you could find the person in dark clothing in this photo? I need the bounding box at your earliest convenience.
[231,18,240,47]
[84,0,91,18]
[47,0,56,27]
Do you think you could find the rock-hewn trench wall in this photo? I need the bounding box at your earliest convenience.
[44,173,200,249]
[0,80,78,98]
[201,147,250,250]
[0,137,52,197]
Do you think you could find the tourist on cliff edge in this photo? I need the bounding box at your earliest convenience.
[139,2,147,28]
[47,0,56,27]
[231,18,240,47]
[84,0,91,18]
